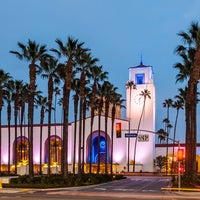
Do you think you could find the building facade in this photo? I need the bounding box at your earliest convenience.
[0,62,158,175]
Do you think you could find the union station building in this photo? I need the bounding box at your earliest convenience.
[1,62,197,175]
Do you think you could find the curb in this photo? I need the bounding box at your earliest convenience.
[162,187,200,192]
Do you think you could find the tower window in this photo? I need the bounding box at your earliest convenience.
[135,73,145,84]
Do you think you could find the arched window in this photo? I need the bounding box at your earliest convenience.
[44,135,62,164]
[13,136,29,164]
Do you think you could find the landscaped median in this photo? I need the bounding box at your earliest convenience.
[1,174,126,189]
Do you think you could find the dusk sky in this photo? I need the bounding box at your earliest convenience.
[1,0,200,143]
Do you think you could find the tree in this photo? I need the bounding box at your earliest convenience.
[18,83,29,163]
[87,65,107,174]
[171,98,184,172]
[157,128,167,144]
[133,89,151,172]
[110,92,125,174]
[163,98,173,132]
[72,78,80,174]
[35,95,48,175]
[10,39,48,178]
[4,80,14,174]
[12,80,24,174]
[51,37,88,178]
[125,80,136,172]
[0,69,11,173]
[174,22,200,182]
[39,56,60,176]
[154,155,167,172]
[102,81,116,174]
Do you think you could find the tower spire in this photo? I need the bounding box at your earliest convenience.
[140,54,143,65]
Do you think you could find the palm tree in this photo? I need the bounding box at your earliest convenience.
[110,92,125,174]
[13,80,24,174]
[18,83,29,163]
[133,89,151,172]
[10,39,48,178]
[163,99,173,132]
[87,65,107,174]
[171,98,184,173]
[96,84,104,174]
[157,128,167,144]
[78,67,86,175]
[39,56,60,176]
[0,69,11,173]
[102,81,116,174]
[51,37,88,178]
[4,80,14,174]
[76,52,99,175]
[125,80,136,172]
[72,78,80,174]
[35,95,48,175]
[174,22,200,181]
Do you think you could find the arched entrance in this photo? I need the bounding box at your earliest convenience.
[86,130,111,173]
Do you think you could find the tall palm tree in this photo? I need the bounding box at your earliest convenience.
[96,84,104,174]
[163,99,173,132]
[0,69,11,173]
[110,92,125,174]
[51,37,88,178]
[78,68,86,175]
[76,52,99,175]
[4,80,14,174]
[133,89,151,172]
[18,83,29,163]
[39,56,60,176]
[125,80,136,172]
[13,80,24,174]
[171,98,184,172]
[157,128,167,144]
[102,81,116,174]
[35,95,48,175]
[72,78,80,174]
[87,65,107,174]
[174,22,200,181]
[10,39,48,178]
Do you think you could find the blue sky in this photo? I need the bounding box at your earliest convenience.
[1,0,200,143]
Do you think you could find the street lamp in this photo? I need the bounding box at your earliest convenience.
[177,141,184,191]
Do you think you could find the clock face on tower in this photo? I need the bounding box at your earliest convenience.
[133,93,144,105]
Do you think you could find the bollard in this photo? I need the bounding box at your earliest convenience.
[0,181,2,189]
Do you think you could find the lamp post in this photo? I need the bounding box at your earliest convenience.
[127,120,130,172]
[177,141,184,192]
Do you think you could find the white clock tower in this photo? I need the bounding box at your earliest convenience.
[126,61,155,172]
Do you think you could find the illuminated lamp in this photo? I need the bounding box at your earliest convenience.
[177,148,184,161]
[116,123,121,138]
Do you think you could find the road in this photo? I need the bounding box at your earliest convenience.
[0,176,199,199]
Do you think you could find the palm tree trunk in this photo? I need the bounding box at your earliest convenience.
[14,112,18,174]
[73,114,77,174]
[47,106,52,176]
[7,103,11,175]
[133,99,146,172]
[89,111,94,174]
[81,98,86,174]
[78,97,83,175]
[0,109,2,174]
[172,109,179,173]
[110,108,115,175]
[97,112,101,174]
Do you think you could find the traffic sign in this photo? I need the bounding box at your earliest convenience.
[125,133,137,138]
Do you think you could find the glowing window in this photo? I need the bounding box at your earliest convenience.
[136,74,145,84]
